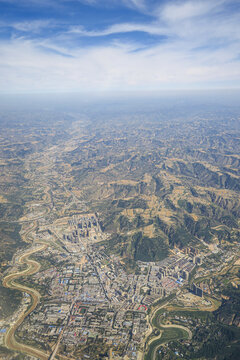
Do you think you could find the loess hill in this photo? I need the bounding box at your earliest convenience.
[0,100,240,269]
[59,109,240,266]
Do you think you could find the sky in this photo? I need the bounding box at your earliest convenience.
[0,0,240,93]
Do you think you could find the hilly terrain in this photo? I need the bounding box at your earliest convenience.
[0,99,239,271]
[56,106,240,267]
[0,95,239,359]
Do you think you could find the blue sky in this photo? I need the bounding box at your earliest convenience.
[0,0,240,93]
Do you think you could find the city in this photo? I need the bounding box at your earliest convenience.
[2,207,238,360]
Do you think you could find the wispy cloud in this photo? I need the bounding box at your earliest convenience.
[69,22,167,37]
[159,0,223,22]
[67,0,240,48]
[0,0,240,92]
[123,0,146,11]
[63,0,147,10]
[12,20,53,33]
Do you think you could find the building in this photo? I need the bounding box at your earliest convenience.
[192,283,203,297]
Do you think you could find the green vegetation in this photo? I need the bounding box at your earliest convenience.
[170,309,213,321]
[0,283,22,318]
[148,293,176,315]
[159,327,188,345]
[0,222,25,271]
[154,270,240,360]
[132,232,169,262]
[0,346,17,359]
[145,324,188,360]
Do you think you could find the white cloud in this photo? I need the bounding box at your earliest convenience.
[61,0,146,11]
[160,0,222,22]
[12,20,53,32]
[0,0,240,92]
[67,0,240,46]
[1,33,240,93]
[123,0,146,11]
[69,22,167,37]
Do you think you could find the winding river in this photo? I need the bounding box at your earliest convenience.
[3,243,49,360]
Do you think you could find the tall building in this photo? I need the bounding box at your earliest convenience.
[192,283,203,297]
[182,270,189,280]
[196,256,202,265]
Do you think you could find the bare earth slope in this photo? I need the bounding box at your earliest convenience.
[0,100,239,269]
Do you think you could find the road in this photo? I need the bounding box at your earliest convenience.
[3,243,50,360]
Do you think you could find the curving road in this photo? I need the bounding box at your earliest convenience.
[3,243,50,360]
